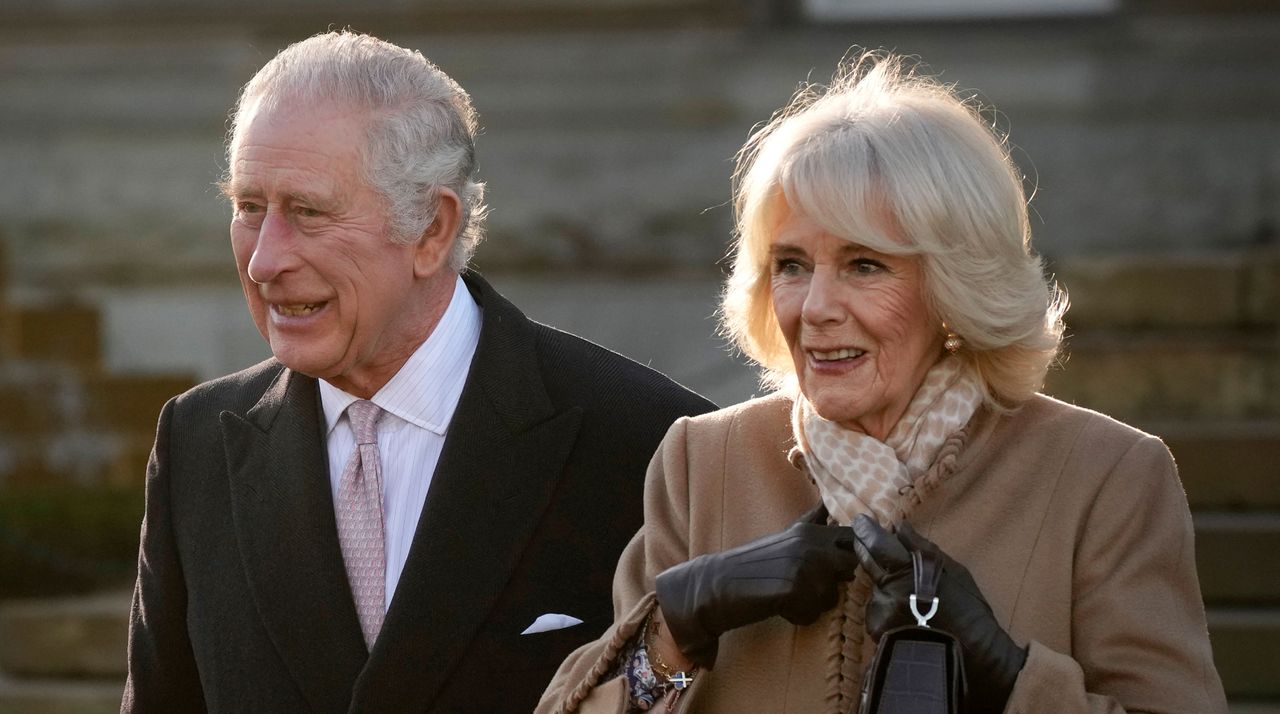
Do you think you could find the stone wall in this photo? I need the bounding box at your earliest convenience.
[0,1,1277,395]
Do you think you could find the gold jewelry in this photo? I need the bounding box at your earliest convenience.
[942,323,964,354]
[644,610,697,691]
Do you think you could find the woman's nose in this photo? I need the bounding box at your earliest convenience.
[801,267,846,325]
[246,211,295,285]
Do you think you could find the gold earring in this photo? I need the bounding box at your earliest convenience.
[942,323,963,354]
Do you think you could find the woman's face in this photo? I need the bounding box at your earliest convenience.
[769,210,942,440]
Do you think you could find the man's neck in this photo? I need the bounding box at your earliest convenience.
[320,273,460,398]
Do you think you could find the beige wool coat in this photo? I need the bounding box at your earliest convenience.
[538,391,1227,714]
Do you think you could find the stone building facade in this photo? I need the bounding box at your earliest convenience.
[0,2,1278,708]
[1,0,1277,402]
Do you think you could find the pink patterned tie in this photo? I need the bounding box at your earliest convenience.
[335,399,386,650]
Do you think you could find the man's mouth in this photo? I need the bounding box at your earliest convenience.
[272,302,327,317]
[809,348,866,362]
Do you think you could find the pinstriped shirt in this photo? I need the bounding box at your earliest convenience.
[318,276,482,609]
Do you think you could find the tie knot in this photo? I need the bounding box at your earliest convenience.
[347,400,383,445]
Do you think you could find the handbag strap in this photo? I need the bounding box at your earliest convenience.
[909,549,943,627]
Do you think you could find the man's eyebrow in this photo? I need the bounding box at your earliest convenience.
[220,178,257,200]
[285,191,338,210]
[217,182,338,211]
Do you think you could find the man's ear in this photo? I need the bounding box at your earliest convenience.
[413,187,462,278]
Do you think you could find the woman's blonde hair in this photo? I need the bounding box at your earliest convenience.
[721,51,1066,409]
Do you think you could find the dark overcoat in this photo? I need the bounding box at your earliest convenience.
[122,271,715,713]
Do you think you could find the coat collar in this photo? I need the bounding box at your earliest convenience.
[222,271,583,712]
[352,270,583,711]
[219,366,368,711]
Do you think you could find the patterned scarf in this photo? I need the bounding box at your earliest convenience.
[792,356,983,527]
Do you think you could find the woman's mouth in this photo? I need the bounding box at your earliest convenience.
[810,348,866,362]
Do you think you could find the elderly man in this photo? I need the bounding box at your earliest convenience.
[121,31,713,713]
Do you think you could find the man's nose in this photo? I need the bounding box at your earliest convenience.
[246,210,295,285]
[800,267,845,325]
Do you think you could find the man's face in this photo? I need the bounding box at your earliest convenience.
[225,102,446,397]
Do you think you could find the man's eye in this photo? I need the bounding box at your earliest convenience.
[295,206,322,218]
[237,201,264,214]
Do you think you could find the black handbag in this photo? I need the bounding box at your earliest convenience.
[857,549,967,714]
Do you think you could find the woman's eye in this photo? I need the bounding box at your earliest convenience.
[771,258,806,276]
[851,259,885,274]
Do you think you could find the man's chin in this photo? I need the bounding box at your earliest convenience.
[268,347,342,381]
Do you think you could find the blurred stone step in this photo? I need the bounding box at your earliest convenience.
[1058,249,1279,330]
[0,243,8,314]
[0,676,121,714]
[0,304,101,369]
[1196,512,1280,605]
[1210,607,1280,699]
[0,592,129,679]
[81,373,190,435]
[0,377,63,436]
[1044,329,1279,421]
[0,433,154,489]
[0,591,1273,707]
[1155,421,1280,510]
[0,370,186,438]
[0,368,185,488]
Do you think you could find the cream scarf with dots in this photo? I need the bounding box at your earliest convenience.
[792,356,983,527]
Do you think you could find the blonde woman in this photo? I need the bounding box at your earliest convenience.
[538,53,1226,713]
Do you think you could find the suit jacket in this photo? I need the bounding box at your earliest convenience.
[540,391,1226,713]
[121,271,715,713]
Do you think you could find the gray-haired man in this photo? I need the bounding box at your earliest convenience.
[122,30,713,712]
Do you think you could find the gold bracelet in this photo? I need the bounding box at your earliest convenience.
[644,610,696,690]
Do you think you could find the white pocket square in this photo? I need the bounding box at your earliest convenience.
[521,613,584,635]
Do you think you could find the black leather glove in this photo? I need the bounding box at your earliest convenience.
[654,503,859,669]
[852,515,1027,713]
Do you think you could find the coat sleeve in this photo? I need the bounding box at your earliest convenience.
[537,417,699,714]
[1005,434,1227,713]
[120,398,206,713]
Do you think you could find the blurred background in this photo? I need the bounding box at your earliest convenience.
[0,0,1276,710]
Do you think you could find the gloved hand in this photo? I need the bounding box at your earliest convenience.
[655,503,859,668]
[852,515,1027,713]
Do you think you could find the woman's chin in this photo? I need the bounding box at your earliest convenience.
[804,386,904,439]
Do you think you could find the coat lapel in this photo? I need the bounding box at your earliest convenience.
[352,272,583,711]
[221,367,368,712]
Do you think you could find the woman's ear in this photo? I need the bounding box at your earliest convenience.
[413,187,462,278]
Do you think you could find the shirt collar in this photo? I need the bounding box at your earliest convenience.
[318,275,482,436]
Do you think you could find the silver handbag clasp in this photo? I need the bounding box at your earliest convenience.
[909,593,939,627]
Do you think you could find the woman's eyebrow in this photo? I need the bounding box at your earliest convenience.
[836,242,874,257]
[767,243,806,257]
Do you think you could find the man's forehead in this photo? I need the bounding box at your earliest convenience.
[225,155,348,202]
[237,96,371,139]
[228,141,359,195]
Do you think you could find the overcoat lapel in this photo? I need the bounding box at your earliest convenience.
[352,272,583,711]
[220,367,368,712]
